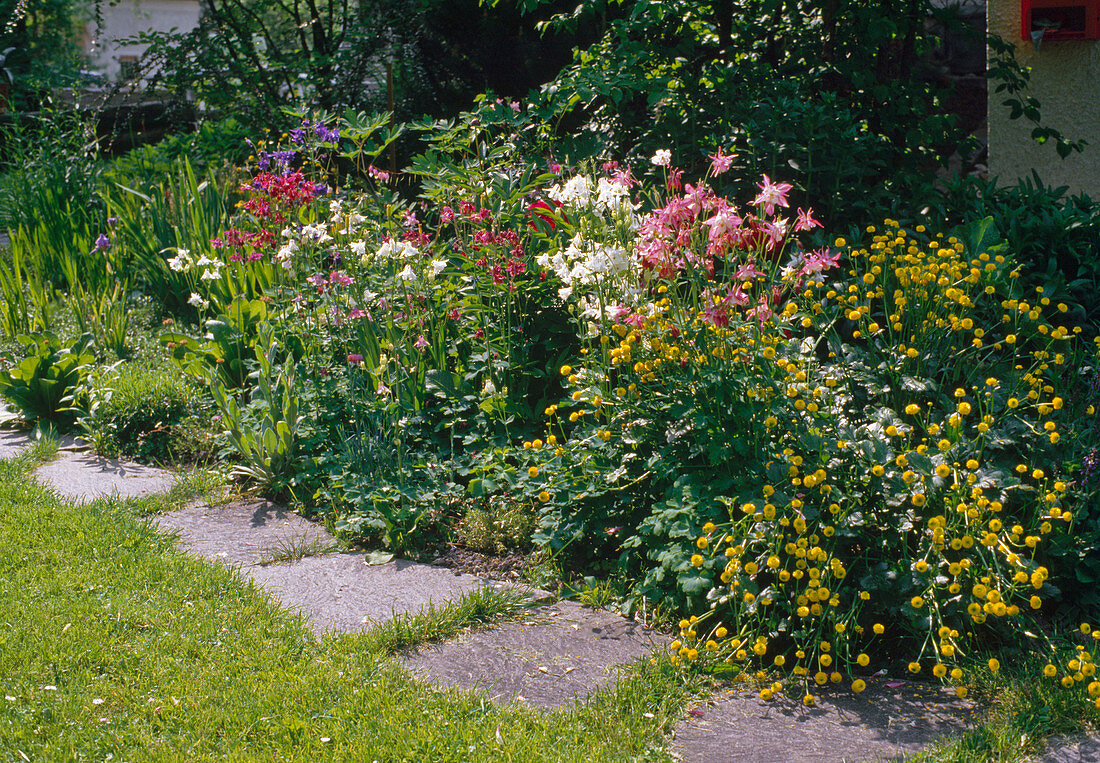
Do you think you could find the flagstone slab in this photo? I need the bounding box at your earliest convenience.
[1036,735,1100,762]
[246,553,495,633]
[36,449,177,501]
[153,499,334,567]
[0,430,31,459]
[401,600,667,708]
[673,679,980,762]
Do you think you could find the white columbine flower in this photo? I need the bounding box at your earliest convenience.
[398,264,418,283]
[167,249,192,272]
[428,259,446,280]
[187,292,209,309]
[349,241,368,257]
[547,175,592,207]
[275,240,298,262]
[650,149,671,167]
[595,177,634,214]
[376,240,419,261]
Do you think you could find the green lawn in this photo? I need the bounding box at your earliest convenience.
[0,452,699,761]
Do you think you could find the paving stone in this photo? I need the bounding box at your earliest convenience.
[247,553,494,633]
[673,679,980,763]
[401,600,667,708]
[1035,735,1100,762]
[35,448,177,501]
[0,429,31,459]
[153,499,334,567]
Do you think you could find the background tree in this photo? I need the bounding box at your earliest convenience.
[134,0,584,129]
[0,0,94,111]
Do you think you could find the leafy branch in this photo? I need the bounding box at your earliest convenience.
[987,34,1087,159]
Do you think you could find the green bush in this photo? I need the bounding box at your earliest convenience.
[80,362,197,463]
[0,332,95,428]
[932,174,1100,333]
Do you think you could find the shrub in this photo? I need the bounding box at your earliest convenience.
[80,362,197,463]
[932,173,1100,334]
[0,332,96,428]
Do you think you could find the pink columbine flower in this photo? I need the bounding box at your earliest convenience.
[440,206,455,223]
[799,247,841,276]
[414,335,429,351]
[753,175,793,216]
[794,207,822,232]
[704,207,743,243]
[347,353,364,363]
[709,148,734,175]
[733,260,765,282]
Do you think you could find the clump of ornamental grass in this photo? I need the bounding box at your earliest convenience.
[510,152,1100,710]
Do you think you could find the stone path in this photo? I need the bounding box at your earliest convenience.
[402,599,665,708]
[9,430,1099,759]
[38,443,178,501]
[674,681,978,763]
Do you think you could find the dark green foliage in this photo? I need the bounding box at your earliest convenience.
[932,173,1100,334]
[0,332,95,427]
[516,0,971,223]
[79,362,197,463]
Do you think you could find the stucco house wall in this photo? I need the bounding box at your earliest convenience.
[987,0,1100,197]
[83,0,202,82]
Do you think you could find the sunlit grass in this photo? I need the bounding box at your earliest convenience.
[0,456,702,760]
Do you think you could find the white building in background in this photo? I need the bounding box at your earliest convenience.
[987,0,1100,197]
[81,0,202,82]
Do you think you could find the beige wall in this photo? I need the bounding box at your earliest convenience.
[988,0,1100,197]
[85,0,202,82]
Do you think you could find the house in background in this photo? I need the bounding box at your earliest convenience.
[81,0,202,83]
[987,0,1100,197]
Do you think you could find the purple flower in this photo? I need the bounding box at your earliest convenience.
[289,127,306,144]
[414,335,429,351]
[313,123,340,143]
[92,233,111,253]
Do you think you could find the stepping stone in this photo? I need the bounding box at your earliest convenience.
[156,498,496,633]
[247,553,494,633]
[401,600,667,708]
[154,499,334,567]
[36,448,176,500]
[674,678,979,762]
[1036,734,1100,762]
[0,430,31,459]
